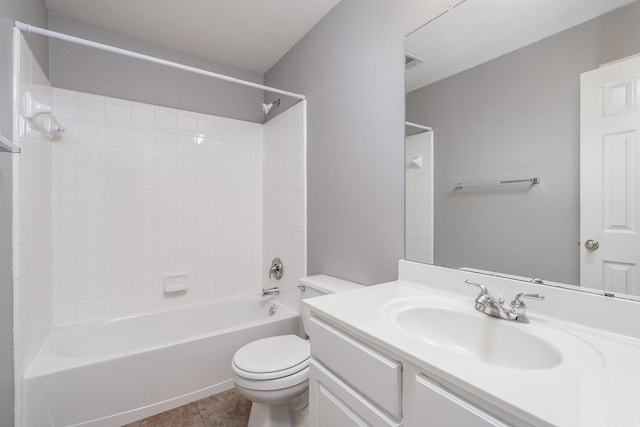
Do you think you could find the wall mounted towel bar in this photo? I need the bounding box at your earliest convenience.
[0,134,20,153]
[454,177,540,191]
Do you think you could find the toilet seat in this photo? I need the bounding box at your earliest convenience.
[233,366,310,391]
[232,335,310,383]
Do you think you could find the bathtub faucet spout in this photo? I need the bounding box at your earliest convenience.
[262,287,280,297]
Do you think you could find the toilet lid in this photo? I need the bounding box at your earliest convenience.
[233,335,310,379]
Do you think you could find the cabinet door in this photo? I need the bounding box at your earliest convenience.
[310,360,402,427]
[412,375,509,427]
[309,315,402,417]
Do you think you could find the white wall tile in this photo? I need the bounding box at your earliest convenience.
[105,252,131,275]
[54,165,77,188]
[76,255,105,278]
[177,134,198,155]
[76,232,105,255]
[76,298,105,322]
[47,90,276,325]
[53,301,76,325]
[131,129,154,151]
[155,106,177,134]
[75,211,106,233]
[52,141,77,165]
[54,278,76,302]
[130,150,154,172]
[76,144,104,167]
[130,251,154,273]
[155,151,176,173]
[130,292,153,313]
[131,170,154,191]
[104,126,130,149]
[53,89,77,120]
[105,231,131,253]
[177,112,197,136]
[131,211,154,232]
[53,188,77,211]
[77,189,104,210]
[105,103,131,128]
[104,210,130,232]
[13,37,55,420]
[177,172,198,190]
[75,275,104,300]
[105,168,132,190]
[131,103,154,129]
[155,132,176,153]
[77,121,104,145]
[53,255,76,280]
[176,249,197,268]
[105,294,130,317]
[53,234,76,257]
[196,117,216,139]
[104,190,131,212]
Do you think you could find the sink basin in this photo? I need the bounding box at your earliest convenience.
[382,297,604,372]
[395,306,561,369]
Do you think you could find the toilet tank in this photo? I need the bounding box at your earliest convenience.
[300,274,363,336]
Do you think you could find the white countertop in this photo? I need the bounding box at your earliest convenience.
[303,278,640,426]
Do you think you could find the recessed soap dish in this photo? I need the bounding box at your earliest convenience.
[163,272,188,293]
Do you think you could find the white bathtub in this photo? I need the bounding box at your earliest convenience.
[24,296,299,427]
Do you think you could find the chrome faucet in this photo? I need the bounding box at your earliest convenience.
[464,280,544,324]
[262,287,280,297]
[465,280,512,320]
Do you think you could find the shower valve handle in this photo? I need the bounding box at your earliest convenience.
[269,258,283,280]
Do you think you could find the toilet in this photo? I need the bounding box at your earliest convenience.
[232,275,362,427]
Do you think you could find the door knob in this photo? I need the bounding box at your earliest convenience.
[584,239,599,250]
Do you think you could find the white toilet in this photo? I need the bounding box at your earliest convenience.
[232,275,362,427]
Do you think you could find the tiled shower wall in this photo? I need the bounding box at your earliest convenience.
[405,132,433,264]
[12,28,307,427]
[263,101,306,310]
[50,91,264,325]
[12,30,54,427]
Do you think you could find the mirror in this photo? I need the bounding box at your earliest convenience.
[405,0,640,300]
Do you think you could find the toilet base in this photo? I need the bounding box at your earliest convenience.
[247,402,290,427]
[246,392,308,427]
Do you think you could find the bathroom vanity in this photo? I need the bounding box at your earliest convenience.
[303,261,640,426]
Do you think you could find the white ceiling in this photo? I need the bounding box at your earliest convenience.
[405,0,638,92]
[44,0,342,73]
[43,0,471,75]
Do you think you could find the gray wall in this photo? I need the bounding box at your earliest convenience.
[406,2,640,285]
[0,0,48,424]
[265,0,406,285]
[49,15,264,123]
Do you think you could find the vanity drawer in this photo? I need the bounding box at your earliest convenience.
[310,359,402,427]
[412,374,509,427]
[309,315,402,418]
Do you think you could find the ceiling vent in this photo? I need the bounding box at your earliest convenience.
[405,53,424,69]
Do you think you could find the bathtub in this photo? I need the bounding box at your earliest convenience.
[24,296,299,427]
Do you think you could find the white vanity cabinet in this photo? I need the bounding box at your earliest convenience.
[308,312,521,427]
[308,315,402,427]
[410,374,510,427]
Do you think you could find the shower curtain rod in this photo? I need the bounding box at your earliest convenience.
[15,21,306,101]
[405,121,432,131]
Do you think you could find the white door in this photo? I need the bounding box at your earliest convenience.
[580,54,640,296]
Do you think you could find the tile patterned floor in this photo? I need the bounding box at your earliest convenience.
[123,388,252,427]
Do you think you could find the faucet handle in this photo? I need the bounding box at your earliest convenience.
[464,280,489,296]
[510,293,544,314]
